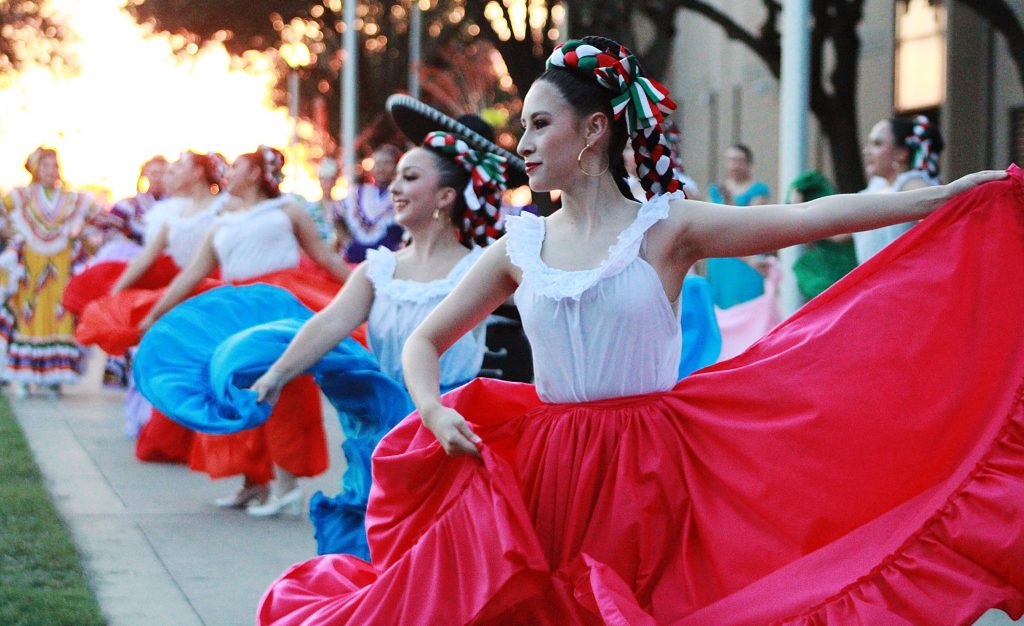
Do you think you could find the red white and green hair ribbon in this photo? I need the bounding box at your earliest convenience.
[258,145,286,192]
[547,39,684,199]
[423,131,508,247]
[906,115,940,180]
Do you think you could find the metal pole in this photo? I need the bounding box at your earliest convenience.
[288,69,300,192]
[342,0,358,184]
[777,0,810,315]
[409,2,421,98]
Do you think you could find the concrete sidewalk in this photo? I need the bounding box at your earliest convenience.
[7,354,344,626]
[7,354,1022,626]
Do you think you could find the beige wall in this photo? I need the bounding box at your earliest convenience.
[662,0,1024,196]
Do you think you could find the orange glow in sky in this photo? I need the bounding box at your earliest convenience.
[0,0,323,201]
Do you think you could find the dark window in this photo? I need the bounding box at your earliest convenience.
[1011,107,1024,165]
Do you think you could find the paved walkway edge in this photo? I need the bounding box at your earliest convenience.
[12,398,205,626]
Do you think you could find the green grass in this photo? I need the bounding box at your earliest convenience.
[0,395,105,626]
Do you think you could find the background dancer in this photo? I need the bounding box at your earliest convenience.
[855,114,944,263]
[247,119,509,534]
[1,147,98,398]
[335,145,404,263]
[788,169,857,301]
[138,146,350,511]
[107,156,169,246]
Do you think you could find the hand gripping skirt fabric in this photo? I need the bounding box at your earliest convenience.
[258,168,1024,626]
[135,283,441,558]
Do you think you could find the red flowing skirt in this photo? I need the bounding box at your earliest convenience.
[135,409,193,463]
[188,375,327,483]
[258,170,1024,625]
[62,254,181,316]
[75,257,362,356]
[77,258,363,480]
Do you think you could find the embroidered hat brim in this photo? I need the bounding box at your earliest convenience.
[385,94,528,188]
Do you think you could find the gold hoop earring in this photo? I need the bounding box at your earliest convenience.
[577,143,610,177]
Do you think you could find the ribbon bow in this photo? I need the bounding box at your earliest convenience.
[548,40,677,135]
[423,131,508,246]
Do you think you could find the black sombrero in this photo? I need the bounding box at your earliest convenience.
[386,94,528,187]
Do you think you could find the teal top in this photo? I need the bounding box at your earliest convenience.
[707,180,770,207]
[706,180,771,308]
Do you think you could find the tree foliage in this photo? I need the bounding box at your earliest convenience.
[0,0,74,77]
[125,0,1024,190]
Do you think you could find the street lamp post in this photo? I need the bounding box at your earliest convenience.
[341,0,358,188]
[281,41,312,193]
[409,2,421,99]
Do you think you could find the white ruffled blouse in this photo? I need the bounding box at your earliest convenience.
[143,197,219,269]
[506,192,684,403]
[212,197,300,281]
[366,246,486,387]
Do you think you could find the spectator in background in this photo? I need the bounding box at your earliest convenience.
[704,144,772,309]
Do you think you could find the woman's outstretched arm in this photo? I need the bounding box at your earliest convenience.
[139,231,218,331]
[670,170,1007,263]
[402,239,518,457]
[250,263,374,405]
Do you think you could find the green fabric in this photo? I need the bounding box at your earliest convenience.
[787,169,836,203]
[788,170,853,299]
[794,239,858,299]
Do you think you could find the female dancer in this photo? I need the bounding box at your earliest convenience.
[108,156,169,246]
[132,108,512,539]
[855,114,943,263]
[258,37,1021,625]
[70,151,224,445]
[111,152,223,295]
[1,147,96,398]
[140,146,350,509]
[335,145,404,263]
[788,170,857,300]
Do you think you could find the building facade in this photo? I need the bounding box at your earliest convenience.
[662,0,1024,197]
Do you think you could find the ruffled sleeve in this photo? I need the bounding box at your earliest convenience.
[503,212,545,275]
[364,246,397,290]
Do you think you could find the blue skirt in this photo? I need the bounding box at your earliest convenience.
[134,284,417,559]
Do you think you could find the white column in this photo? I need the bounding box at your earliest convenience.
[777,0,811,315]
[409,2,421,98]
[342,0,359,184]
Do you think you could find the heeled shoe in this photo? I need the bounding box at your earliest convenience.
[213,484,270,509]
[247,487,303,518]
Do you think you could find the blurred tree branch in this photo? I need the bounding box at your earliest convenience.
[0,0,75,77]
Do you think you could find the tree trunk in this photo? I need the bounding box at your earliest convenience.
[810,0,867,192]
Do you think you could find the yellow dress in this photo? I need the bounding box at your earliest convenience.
[1,184,94,383]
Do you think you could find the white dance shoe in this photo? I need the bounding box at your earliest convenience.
[213,484,270,509]
[247,487,303,518]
